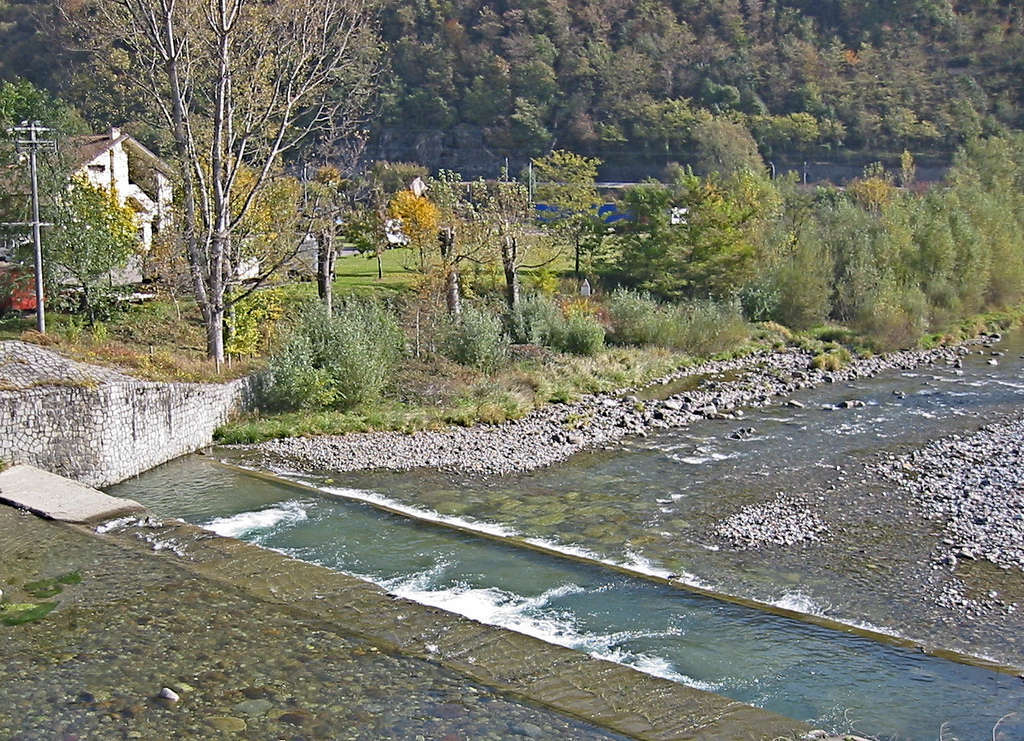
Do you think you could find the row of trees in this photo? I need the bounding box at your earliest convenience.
[363,134,1024,356]
[4,76,1024,367]
[258,132,1024,415]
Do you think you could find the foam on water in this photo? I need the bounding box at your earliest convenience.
[673,451,736,465]
[95,515,142,534]
[376,569,721,690]
[771,590,830,615]
[314,482,519,538]
[203,499,309,539]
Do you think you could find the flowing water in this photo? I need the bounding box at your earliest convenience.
[112,456,1024,740]
[109,328,1024,739]
[216,328,1024,670]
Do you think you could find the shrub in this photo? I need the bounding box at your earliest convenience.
[739,277,780,323]
[606,289,663,346]
[561,314,605,355]
[606,289,747,356]
[857,285,928,351]
[264,300,404,411]
[510,294,565,346]
[667,298,749,356]
[440,305,509,371]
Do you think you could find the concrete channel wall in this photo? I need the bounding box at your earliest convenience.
[0,341,256,487]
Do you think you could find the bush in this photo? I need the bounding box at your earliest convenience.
[440,305,509,370]
[667,299,749,356]
[606,289,663,346]
[510,294,565,346]
[857,285,928,351]
[561,314,605,355]
[264,300,404,411]
[509,294,605,355]
[606,289,747,355]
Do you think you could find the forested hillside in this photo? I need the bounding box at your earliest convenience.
[1,0,1021,177]
[373,0,1023,175]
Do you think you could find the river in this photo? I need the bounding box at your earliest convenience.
[111,329,1024,739]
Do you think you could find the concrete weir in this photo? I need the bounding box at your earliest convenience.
[0,467,810,740]
[0,464,145,523]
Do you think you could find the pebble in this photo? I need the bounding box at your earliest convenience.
[234,698,274,716]
[156,688,180,703]
[873,416,1024,615]
[713,493,830,549]
[205,716,246,732]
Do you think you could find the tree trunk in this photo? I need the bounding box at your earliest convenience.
[206,305,225,367]
[438,225,460,316]
[445,268,461,317]
[316,229,335,315]
[501,235,519,315]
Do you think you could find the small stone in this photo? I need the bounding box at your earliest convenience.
[278,710,313,726]
[509,721,544,738]
[234,698,274,716]
[206,716,246,732]
[157,687,180,703]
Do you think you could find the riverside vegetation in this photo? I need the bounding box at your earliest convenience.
[2,69,1024,441]
[218,133,1024,442]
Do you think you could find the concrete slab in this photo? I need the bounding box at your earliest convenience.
[0,464,145,523]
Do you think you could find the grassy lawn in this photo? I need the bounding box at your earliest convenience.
[333,247,420,295]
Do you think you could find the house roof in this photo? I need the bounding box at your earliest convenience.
[67,129,174,177]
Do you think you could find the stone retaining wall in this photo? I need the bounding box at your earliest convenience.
[0,341,256,487]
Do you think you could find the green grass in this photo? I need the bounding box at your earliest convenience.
[0,298,253,382]
[332,247,420,295]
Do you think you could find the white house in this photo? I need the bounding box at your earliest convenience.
[70,127,173,252]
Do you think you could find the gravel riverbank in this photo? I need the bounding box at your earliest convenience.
[251,340,985,477]
[872,416,1024,617]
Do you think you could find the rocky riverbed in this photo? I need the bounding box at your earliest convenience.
[872,416,1024,618]
[252,340,986,477]
[713,493,831,549]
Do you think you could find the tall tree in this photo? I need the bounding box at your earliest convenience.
[83,0,380,362]
[531,149,602,276]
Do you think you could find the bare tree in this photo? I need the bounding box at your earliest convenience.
[80,0,379,362]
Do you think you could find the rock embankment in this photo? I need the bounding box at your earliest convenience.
[254,342,975,477]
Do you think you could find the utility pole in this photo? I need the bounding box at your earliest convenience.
[9,121,56,333]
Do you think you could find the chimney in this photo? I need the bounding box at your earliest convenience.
[109,126,121,140]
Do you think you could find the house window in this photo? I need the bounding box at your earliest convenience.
[88,164,106,172]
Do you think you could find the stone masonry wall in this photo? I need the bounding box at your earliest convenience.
[0,341,256,487]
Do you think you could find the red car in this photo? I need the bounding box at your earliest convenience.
[0,264,38,312]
